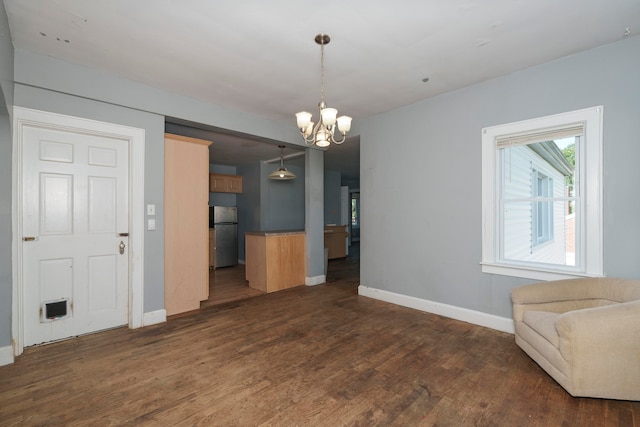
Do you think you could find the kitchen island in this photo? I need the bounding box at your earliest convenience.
[245,230,306,293]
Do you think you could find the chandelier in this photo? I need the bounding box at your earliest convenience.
[295,34,352,148]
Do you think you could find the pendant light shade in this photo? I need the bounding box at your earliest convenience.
[268,145,296,180]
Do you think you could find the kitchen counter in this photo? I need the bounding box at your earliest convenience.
[245,230,305,237]
[245,231,306,293]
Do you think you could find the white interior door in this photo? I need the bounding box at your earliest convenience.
[22,125,129,347]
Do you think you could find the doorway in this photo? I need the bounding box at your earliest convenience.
[350,191,360,242]
[201,265,263,308]
[12,107,146,356]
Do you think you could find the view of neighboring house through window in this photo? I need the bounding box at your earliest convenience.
[482,106,603,281]
[501,139,573,266]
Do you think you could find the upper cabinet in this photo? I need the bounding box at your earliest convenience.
[210,173,243,193]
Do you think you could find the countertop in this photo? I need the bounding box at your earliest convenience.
[245,230,305,237]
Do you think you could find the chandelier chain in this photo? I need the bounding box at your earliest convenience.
[320,43,325,103]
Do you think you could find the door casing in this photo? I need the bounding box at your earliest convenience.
[11,107,146,357]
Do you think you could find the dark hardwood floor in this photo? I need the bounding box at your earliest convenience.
[201,264,264,309]
[202,241,360,309]
[2,252,638,426]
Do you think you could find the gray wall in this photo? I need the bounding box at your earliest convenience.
[0,2,14,347]
[14,48,301,146]
[361,35,640,319]
[236,163,262,261]
[0,115,12,346]
[14,84,167,313]
[324,169,342,225]
[0,1,13,115]
[263,157,305,231]
[235,158,306,261]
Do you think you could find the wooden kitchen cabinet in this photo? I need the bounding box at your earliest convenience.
[245,231,306,293]
[209,173,242,193]
[164,133,211,316]
[324,225,349,259]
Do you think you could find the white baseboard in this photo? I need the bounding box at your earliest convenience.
[306,275,326,286]
[143,309,166,326]
[358,285,515,334]
[0,345,14,366]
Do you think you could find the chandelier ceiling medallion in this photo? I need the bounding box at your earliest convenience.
[295,33,352,148]
[268,145,296,180]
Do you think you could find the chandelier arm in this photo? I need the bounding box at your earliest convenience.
[330,131,347,144]
[302,129,317,145]
[300,118,323,145]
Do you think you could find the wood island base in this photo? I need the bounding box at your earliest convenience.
[245,231,306,293]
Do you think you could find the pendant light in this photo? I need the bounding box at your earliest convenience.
[268,145,296,180]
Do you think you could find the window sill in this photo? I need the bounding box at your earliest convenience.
[480,262,604,282]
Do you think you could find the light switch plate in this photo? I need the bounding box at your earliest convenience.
[147,219,156,230]
[147,204,156,216]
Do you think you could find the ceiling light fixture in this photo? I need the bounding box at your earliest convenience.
[268,145,296,180]
[295,33,352,148]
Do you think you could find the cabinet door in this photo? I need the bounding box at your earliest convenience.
[209,173,243,193]
[210,174,228,192]
[228,175,243,193]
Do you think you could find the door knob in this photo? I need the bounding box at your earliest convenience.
[119,241,126,255]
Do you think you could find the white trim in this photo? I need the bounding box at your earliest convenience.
[11,107,145,356]
[305,275,326,286]
[143,309,166,326]
[358,285,515,334]
[481,106,603,281]
[0,345,14,366]
[480,262,603,282]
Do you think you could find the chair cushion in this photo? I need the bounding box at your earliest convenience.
[522,310,561,348]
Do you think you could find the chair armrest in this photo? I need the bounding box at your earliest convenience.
[556,300,640,381]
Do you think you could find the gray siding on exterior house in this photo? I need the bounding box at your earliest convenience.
[501,144,569,265]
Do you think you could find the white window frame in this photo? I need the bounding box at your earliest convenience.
[481,106,604,281]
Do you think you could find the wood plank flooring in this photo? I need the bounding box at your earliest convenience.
[201,264,264,309]
[1,257,639,426]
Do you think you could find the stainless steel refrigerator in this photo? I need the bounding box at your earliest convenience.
[212,206,238,268]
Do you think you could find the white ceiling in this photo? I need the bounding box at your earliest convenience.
[4,0,639,180]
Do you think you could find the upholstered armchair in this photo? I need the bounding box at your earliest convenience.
[511,277,640,401]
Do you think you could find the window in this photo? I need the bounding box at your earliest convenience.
[351,192,360,241]
[482,106,603,281]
